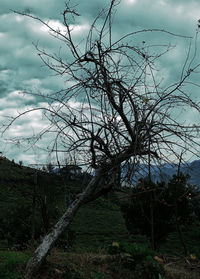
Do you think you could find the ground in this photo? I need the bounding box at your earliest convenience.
[35,249,200,279]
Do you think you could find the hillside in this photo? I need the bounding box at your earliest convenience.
[70,198,129,251]
[0,157,128,252]
[1,157,200,279]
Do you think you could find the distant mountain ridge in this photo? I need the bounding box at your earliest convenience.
[121,160,200,187]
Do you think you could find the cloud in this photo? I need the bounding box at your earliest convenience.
[0,0,200,164]
[0,93,52,164]
[0,0,65,20]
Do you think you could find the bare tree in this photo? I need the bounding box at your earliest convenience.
[3,0,200,277]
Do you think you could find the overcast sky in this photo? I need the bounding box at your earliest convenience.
[0,0,200,166]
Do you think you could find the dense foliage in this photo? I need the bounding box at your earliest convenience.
[121,173,199,250]
[107,241,165,279]
[0,158,68,247]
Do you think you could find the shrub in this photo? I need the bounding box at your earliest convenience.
[107,241,165,278]
[121,173,198,249]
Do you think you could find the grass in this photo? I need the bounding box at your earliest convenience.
[0,250,198,279]
[159,223,200,257]
[0,251,29,279]
[0,242,200,279]
[69,197,129,252]
[46,249,135,279]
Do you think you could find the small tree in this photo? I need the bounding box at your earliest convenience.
[121,173,196,250]
[45,163,54,174]
[3,0,200,277]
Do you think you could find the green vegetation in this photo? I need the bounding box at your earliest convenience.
[70,198,129,251]
[121,173,199,252]
[0,157,200,278]
[0,251,29,279]
[107,240,165,279]
[0,157,65,246]
[159,222,200,257]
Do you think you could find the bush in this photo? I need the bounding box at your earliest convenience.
[121,173,198,248]
[107,241,165,278]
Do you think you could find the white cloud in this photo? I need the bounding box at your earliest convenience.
[39,18,90,39]
[125,0,137,4]
[9,90,35,101]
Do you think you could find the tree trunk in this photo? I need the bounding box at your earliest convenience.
[24,171,103,279]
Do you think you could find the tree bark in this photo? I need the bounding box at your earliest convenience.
[24,171,103,279]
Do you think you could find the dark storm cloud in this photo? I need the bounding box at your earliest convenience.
[0,0,65,20]
[0,0,200,164]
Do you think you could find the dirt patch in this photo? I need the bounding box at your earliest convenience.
[164,256,200,279]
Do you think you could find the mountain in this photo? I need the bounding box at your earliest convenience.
[121,160,200,187]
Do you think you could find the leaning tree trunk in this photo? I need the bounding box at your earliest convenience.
[24,171,103,279]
